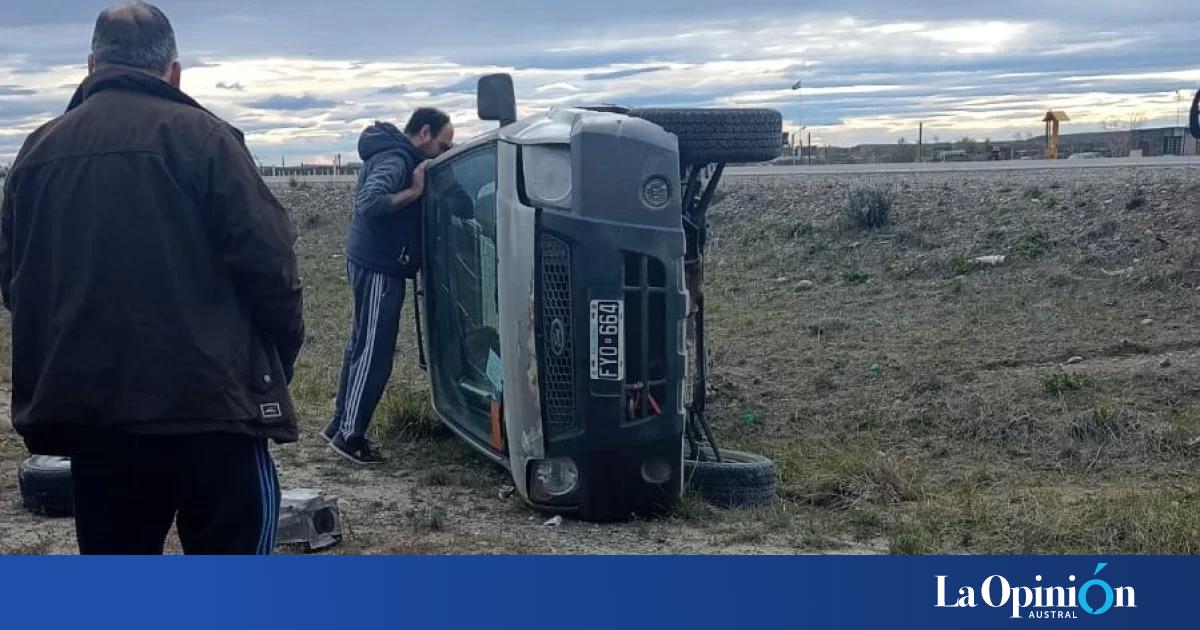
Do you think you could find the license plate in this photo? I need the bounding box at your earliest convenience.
[590,299,624,381]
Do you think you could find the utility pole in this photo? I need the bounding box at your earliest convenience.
[917,121,924,163]
[1178,88,1185,156]
[807,132,812,166]
[791,78,802,163]
[791,78,802,133]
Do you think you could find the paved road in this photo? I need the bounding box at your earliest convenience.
[255,156,1200,187]
[262,175,356,186]
[725,156,1200,177]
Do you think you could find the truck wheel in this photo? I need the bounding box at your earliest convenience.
[628,108,783,165]
[685,448,778,509]
[18,456,74,518]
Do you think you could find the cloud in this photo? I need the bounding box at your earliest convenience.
[536,82,582,93]
[182,59,221,69]
[1041,37,1148,56]
[583,66,671,81]
[1,2,1198,163]
[428,76,481,96]
[373,85,409,95]
[246,95,340,111]
[0,85,36,96]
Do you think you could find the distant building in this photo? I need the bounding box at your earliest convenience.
[1142,127,1197,156]
[999,126,1198,159]
[936,149,970,161]
[258,163,362,178]
[772,125,1199,165]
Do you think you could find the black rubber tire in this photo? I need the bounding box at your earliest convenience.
[685,448,779,509]
[628,108,783,165]
[18,455,74,518]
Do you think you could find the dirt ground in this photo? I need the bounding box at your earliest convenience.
[0,384,870,555]
[3,165,1200,554]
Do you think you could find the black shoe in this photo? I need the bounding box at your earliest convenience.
[329,433,385,465]
[320,423,338,444]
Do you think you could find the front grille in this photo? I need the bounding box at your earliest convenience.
[623,253,668,423]
[540,234,576,437]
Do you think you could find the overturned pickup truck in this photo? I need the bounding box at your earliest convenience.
[417,74,782,521]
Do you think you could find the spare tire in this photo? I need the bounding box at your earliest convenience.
[628,108,783,165]
[18,455,73,518]
[685,448,778,509]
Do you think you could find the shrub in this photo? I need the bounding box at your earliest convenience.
[845,186,894,230]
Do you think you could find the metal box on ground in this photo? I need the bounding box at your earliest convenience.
[276,489,342,552]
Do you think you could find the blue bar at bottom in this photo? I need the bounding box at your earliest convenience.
[0,555,1186,629]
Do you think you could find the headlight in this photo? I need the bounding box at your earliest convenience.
[641,457,673,485]
[531,458,579,499]
[522,145,572,209]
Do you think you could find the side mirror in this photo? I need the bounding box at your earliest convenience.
[478,73,517,127]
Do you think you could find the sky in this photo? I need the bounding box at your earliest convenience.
[1,0,1198,165]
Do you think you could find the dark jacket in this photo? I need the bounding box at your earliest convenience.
[0,65,305,455]
[345,122,424,277]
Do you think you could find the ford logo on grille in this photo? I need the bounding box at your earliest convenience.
[550,318,566,356]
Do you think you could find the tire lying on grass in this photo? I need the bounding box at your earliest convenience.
[685,448,779,509]
[18,455,74,518]
[628,108,783,166]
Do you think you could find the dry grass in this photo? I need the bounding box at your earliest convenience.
[4,168,1200,554]
[705,166,1200,553]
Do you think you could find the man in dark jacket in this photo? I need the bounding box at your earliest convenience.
[322,110,453,464]
[0,2,304,554]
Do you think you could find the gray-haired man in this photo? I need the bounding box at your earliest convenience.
[1,2,304,554]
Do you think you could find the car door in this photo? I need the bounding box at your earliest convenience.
[422,143,503,454]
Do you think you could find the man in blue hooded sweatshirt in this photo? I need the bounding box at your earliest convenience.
[324,108,454,464]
